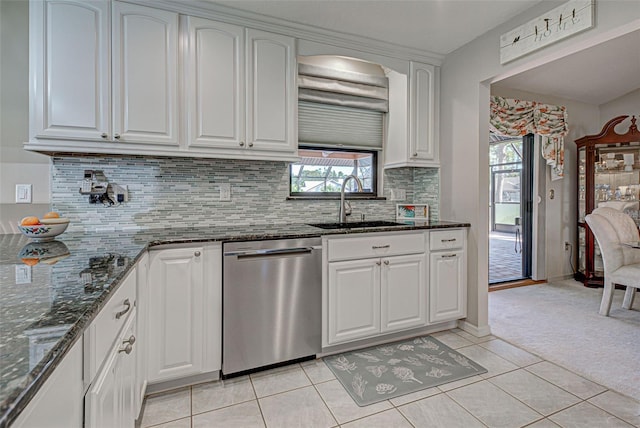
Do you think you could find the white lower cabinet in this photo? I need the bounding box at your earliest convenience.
[328,258,381,344]
[325,232,427,346]
[86,309,138,428]
[428,229,467,323]
[12,340,84,428]
[147,244,221,383]
[381,254,427,332]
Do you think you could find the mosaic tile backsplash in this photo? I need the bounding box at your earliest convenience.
[51,156,439,232]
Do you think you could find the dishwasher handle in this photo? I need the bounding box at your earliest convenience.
[224,246,321,258]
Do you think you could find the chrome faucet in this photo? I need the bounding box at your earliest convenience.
[338,175,364,223]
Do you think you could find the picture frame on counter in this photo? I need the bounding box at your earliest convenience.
[396,204,429,223]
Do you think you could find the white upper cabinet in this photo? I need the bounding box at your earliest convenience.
[112,2,179,146]
[184,16,244,149]
[410,62,438,164]
[384,61,440,168]
[246,29,296,154]
[30,0,110,141]
[184,20,296,159]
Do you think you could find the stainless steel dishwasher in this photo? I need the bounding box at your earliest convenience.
[222,237,322,376]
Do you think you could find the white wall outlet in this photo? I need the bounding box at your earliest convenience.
[15,184,32,203]
[219,183,231,201]
[15,265,32,284]
[390,189,406,201]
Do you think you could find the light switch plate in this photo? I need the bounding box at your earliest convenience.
[16,184,32,203]
[219,184,231,201]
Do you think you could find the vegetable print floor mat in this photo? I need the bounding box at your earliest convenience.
[324,335,487,406]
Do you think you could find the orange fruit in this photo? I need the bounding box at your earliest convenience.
[43,211,60,219]
[21,216,40,226]
[21,258,39,266]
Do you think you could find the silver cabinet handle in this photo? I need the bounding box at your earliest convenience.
[194,251,201,257]
[122,335,136,345]
[114,134,121,140]
[376,261,381,266]
[115,298,131,319]
[442,254,457,258]
[383,260,390,265]
[412,152,418,157]
[118,344,133,355]
[239,141,245,147]
[101,133,108,139]
[372,244,390,249]
[248,142,254,147]
[441,238,457,242]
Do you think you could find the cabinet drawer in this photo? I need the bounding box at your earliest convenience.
[429,229,465,251]
[327,232,425,261]
[85,267,137,382]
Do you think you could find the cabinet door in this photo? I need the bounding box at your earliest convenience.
[185,16,244,150]
[86,310,137,428]
[429,250,466,323]
[147,247,205,382]
[327,259,380,345]
[12,340,83,428]
[381,254,427,332]
[30,0,109,141]
[410,61,438,163]
[134,252,148,418]
[112,2,178,145]
[246,29,296,153]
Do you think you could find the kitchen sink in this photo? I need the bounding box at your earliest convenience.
[308,220,406,229]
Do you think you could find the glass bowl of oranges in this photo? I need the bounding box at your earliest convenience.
[18,212,70,241]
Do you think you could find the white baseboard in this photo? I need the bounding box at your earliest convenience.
[457,320,492,337]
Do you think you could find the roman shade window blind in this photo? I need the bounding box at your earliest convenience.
[298,56,389,151]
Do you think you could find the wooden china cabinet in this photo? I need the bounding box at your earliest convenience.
[575,115,640,287]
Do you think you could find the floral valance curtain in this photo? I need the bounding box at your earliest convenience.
[490,96,569,180]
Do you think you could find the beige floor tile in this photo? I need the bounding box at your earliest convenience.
[588,390,640,426]
[431,332,474,349]
[479,338,543,367]
[341,409,412,427]
[250,364,311,398]
[456,344,519,378]
[192,375,256,414]
[259,385,337,428]
[389,386,440,406]
[526,361,607,399]
[145,417,191,428]
[454,330,495,344]
[446,380,542,427]
[489,369,581,415]
[301,359,336,384]
[315,379,392,424]
[398,393,484,428]
[437,375,484,392]
[192,400,265,428]
[549,401,634,428]
[140,387,191,428]
[526,419,562,427]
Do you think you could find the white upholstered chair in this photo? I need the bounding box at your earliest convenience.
[584,207,640,316]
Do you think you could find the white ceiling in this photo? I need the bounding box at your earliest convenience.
[214,1,639,105]
[492,29,640,105]
[214,0,542,55]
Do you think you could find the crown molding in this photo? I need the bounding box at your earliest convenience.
[124,0,444,66]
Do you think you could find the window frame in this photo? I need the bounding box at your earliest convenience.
[288,147,380,199]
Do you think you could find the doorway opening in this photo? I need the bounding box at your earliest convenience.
[489,133,534,285]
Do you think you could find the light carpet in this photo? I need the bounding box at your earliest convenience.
[489,279,640,400]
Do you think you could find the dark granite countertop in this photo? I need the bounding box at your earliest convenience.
[0,220,469,426]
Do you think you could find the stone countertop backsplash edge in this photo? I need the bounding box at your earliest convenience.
[0,220,469,427]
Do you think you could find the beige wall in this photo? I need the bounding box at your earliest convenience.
[440,2,640,335]
[0,0,51,233]
[599,89,640,122]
